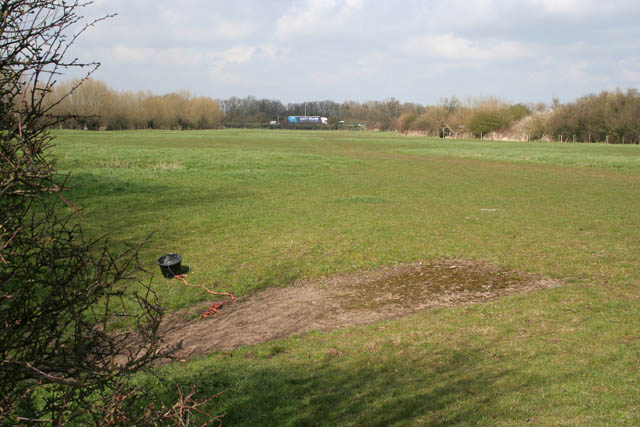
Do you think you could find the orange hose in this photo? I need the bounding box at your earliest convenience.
[173,274,235,318]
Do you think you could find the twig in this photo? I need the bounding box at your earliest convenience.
[16,417,53,423]
[24,362,77,385]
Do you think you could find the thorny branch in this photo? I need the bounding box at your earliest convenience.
[1,1,224,424]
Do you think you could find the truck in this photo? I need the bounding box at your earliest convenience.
[287,116,328,125]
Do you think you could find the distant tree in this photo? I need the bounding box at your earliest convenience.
[106,90,138,130]
[542,89,640,143]
[467,110,502,136]
[189,96,223,129]
[440,96,461,113]
[511,112,550,140]
[51,78,115,129]
[142,94,174,128]
[407,106,445,136]
[392,111,417,132]
[401,102,426,116]
[504,103,531,123]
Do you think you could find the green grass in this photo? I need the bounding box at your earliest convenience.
[392,136,640,170]
[142,285,640,425]
[52,129,640,425]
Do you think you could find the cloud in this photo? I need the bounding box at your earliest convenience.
[80,2,255,46]
[111,43,273,69]
[566,60,590,82]
[258,45,290,61]
[206,44,288,67]
[402,34,532,61]
[219,45,256,64]
[111,46,205,65]
[275,0,364,40]
[530,0,588,13]
[618,57,640,83]
[206,44,291,85]
[165,21,254,43]
[216,21,254,40]
[69,0,640,104]
[206,45,255,80]
[621,69,640,83]
[525,0,635,15]
[160,9,254,43]
[309,70,342,86]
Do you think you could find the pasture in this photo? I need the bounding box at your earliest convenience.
[53,129,640,425]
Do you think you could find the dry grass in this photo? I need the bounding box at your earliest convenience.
[94,158,183,170]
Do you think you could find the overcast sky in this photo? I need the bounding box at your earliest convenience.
[69,0,640,105]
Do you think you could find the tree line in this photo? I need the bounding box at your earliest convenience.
[540,90,640,143]
[48,79,640,143]
[49,79,224,130]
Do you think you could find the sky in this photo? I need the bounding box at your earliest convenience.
[68,0,640,105]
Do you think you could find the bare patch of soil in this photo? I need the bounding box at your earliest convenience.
[158,259,561,361]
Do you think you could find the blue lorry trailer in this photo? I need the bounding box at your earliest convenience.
[287,116,328,124]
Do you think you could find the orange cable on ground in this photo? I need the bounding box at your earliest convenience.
[173,274,235,318]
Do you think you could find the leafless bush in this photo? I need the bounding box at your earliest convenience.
[0,1,220,424]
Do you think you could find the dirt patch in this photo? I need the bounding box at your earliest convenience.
[158,259,561,361]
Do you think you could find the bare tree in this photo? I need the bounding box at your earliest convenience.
[0,1,223,424]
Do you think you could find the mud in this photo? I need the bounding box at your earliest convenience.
[157,259,561,361]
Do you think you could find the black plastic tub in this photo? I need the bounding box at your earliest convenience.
[157,253,183,279]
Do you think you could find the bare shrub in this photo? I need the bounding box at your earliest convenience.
[0,1,219,424]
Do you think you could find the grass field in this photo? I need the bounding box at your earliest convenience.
[53,129,640,425]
